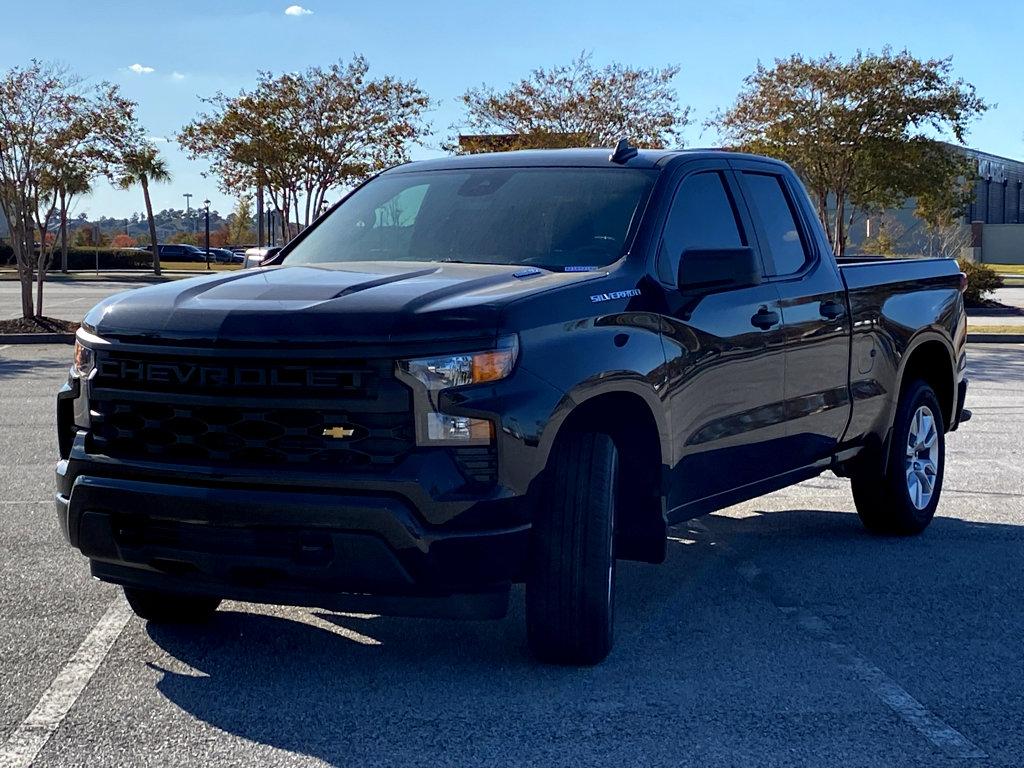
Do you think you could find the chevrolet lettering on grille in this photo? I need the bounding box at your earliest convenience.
[96,358,357,389]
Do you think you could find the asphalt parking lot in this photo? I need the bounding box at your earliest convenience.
[1,339,1023,766]
[0,280,150,322]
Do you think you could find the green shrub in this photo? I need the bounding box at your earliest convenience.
[957,259,1004,303]
[1,247,153,271]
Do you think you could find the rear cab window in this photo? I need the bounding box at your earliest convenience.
[738,172,811,277]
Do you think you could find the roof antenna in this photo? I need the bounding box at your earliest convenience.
[609,138,638,164]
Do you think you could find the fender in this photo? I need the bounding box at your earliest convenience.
[518,308,671,478]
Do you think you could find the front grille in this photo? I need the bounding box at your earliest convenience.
[88,350,414,470]
[90,401,413,467]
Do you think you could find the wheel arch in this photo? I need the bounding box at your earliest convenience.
[543,385,670,563]
[894,332,957,432]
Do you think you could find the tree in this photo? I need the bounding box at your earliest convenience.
[713,49,987,255]
[227,194,254,244]
[179,56,430,243]
[51,166,92,273]
[72,225,108,247]
[117,144,171,275]
[0,61,137,318]
[452,52,689,153]
[210,227,229,248]
[861,217,904,256]
[111,233,137,248]
[169,230,199,246]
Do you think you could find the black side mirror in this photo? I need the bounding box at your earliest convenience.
[677,247,761,293]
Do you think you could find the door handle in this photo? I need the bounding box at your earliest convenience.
[750,306,780,330]
[819,299,846,320]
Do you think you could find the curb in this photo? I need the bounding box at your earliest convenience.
[0,333,75,345]
[968,333,1024,344]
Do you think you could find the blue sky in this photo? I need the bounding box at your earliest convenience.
[1,0,1021,220]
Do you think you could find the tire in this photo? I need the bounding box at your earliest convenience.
[851,379,945,535]
[123,586,221,623]
[526,431,618,665]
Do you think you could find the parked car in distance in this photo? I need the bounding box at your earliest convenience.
[141,244,210,263]
[209,248,240,264]
[242,246,281,268]
[57,145,970,666]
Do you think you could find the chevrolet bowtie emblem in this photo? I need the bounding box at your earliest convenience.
[323,426,356,439]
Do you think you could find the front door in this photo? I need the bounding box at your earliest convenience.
[653,166,788,513]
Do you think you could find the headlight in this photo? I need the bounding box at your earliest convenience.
[71,339,95,378]
[397,335,518,445]
[397,335,518,393]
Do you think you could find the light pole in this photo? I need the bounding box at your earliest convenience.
[203,199,211,270]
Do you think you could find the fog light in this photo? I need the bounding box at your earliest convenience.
[425,413,493,444]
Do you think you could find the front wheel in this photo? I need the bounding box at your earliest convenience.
[851,379,945,535]
[526,431,618,666]
[123,586,221,624]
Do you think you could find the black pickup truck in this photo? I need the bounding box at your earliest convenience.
[57,145,969,664]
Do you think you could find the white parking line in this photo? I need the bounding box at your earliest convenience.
[689,520,987,760]
[0,599,132,768]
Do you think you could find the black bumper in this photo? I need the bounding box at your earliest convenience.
[55,468,527,619]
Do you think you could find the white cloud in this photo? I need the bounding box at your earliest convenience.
[147,135,171,143]
[127,63,155,75]
[170,71,186,81]
[284,4,313,15]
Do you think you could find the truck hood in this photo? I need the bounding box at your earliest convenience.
[83,261,603,347]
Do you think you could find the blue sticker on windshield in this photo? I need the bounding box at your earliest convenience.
[564,265,598,272]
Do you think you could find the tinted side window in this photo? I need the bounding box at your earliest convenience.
[741,173,809,276]
[657,172,745,284]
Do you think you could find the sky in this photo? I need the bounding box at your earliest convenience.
[0,0,1021,221]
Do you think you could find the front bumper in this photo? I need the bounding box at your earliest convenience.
[54,335,569,618]
[55,462,528,619]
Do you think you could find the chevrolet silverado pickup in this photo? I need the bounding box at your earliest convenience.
[57,144,970,665]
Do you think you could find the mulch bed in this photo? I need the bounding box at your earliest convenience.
[0,316,79,334]
[965,298,1024,314]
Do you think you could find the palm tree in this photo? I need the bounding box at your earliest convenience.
[118,145,171,275]
[56,167,92,273]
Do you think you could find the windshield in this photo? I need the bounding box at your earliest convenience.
[284,167,657,271]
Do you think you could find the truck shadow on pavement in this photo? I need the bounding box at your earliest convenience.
[0,355,68,381]
[145,508,1024,766]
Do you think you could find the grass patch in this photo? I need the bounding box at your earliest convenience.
[968,324,1024,334]
[160,262,240,272]
[986,264,1024,274]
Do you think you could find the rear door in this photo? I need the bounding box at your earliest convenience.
[731,160,852,469]
[654,162,789,511]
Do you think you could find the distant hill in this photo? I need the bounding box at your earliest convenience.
[65,208,229,243]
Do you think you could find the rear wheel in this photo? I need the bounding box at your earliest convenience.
[851,379,945,535]
[526,431,617,666]
[123,586,221,623]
